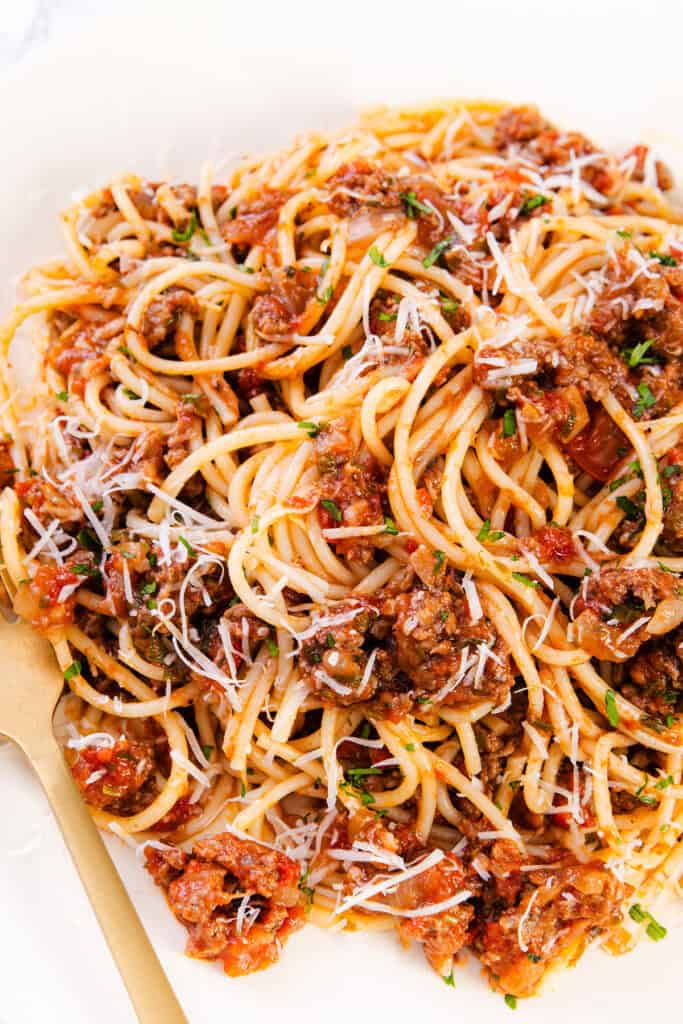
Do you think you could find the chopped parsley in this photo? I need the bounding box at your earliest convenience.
[383,516,399,535]
[369,246,388,267]
[422,236,454,269]
[55,390,69,402]
[477,519,505,542]
[442,972,455,987]
[622,338,658,368]
[201,745,214,760]
[655,775,674,790]
[441,296,460,314]
[400,190,433,218]
[122,388,140,401]
[377,311,397,321]
[326,633,335,648]
[63,661,81,681]
[649,250,677,267]
[433,549,446,573]
[342,344,354,360]
[70,564,100,578]
[404,742,416,752]
[77,527,100,552]
[178,535,196,557]
[171,212,197,243]
[504,995,518,1010]
[502,409,517,437]
[605,688,620,727]
[265,636,279,657]
[297,420,322,437]
[251,515,260,533]
[91,500,104,512]
[616,228,632,239]
[316,285,333,304]
[633,381,656,419]
[615,495,642,520]
[512,572,539,588]
[140,581,157,595]
[628,904,667,940]
[321,499,342,521]
[519,193,548,215]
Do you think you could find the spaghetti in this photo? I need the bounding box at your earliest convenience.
[2,99,683,999]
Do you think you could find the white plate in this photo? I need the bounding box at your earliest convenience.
[2,2,683,1021]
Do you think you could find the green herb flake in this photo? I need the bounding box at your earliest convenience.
[70,563,100,578]
[383,516,399,535]
[178,535,196,557]
[605,688,620,727]
[342,345,353,360]
[400,190,433,218]
[297,420,321,438]
[633,381,657,419]
[368,246,388,267]
[655,775,674,790]
[422,236,454,269]
[519,193,549,215]
[172,212,197,243]
[266,636,279,657]
[55,390,69,402]
[649,250,677,267]
[63,660,82,681]
[140,581,157,596]
[321,499,342,521]
[629,904,667,940]
[616,495,642,520]
[502,409,517,437]
[442,972,455,987]
[617,228,632,239]
[512,572,539,588]
[377,311,397,322]
[316,285,333,304]
[433,549,446,573]
[201,745,214,759]
[622,338,657,368]
[251,515,260,533]
[326,633,335,648]
[504,995,518,1010]
[404,742,416,752]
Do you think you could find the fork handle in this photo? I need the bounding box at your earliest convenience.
[30,738,188,1024]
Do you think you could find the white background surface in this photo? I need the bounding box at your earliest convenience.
[2,2,683,1021]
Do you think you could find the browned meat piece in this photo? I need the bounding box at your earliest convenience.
[574,568,676,661]
[625,626,683,718]
[144,832,305,976]
[165,403,201,470]
[15,475,84,526]
[68,736,156,813]
[326,160,403,218]
[315,418,387,565]
[251,267,316,339]
[661,447,683,552]
[475,855,625,998]
[221,191,285,248]
[393,852,476,974]
[141,288,198,348]
[622,144,674,191]
[128,429,166,485]
[299,545,514,712]
[493,106,548,148]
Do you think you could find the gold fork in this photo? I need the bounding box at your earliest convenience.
[0,608,188,1023]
